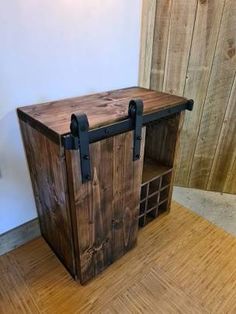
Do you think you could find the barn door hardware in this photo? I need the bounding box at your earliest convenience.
[63,99,194,182]
[70,113,91,183]
[128,99,144,161]
[63,99,194,152]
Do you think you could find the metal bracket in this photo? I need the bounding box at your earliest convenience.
[63,98,194,163]
[128,99,144,161]
[186,99,194,111]
[70,113,91,183]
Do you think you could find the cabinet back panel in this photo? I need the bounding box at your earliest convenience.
[144,114,180,167]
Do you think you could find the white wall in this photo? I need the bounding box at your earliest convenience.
[0,0,142,234]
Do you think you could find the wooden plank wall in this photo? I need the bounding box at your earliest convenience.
[139,0,236,194]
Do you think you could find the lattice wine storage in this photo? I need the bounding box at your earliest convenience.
[139,161,172,227]
[138,114,179,227]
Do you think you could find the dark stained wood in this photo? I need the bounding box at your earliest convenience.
[144,113,181,168]
[17,87,188,136]
[18,88,187,283]
[19,120,76,277]
[138,113,182,226]
[142,159,172,183]
[65,129,145,283]
[139,164,173,227]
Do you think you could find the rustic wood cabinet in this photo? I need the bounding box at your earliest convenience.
[17,87,193,284]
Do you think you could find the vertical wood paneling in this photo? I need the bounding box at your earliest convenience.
[139,0,236,194]
[150,0,172,91]
[208,74,236,192]
[175,0,225,185]
[225,157,236,194]
[189,0,236,189]
[139,0,156,88]
[163,0,198,95]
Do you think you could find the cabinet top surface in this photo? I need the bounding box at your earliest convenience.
[18,87,188,137]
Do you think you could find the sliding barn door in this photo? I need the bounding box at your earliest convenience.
[66,130,145,283]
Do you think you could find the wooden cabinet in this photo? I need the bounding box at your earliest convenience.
[17,87,193,284]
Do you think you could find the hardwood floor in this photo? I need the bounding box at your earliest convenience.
[1,201,236,313]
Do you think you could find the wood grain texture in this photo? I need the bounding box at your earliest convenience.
[19,120,76,277]
[142,160,171,183]
[139,0,236,193]
[150,0,172,91]
[145,114,181,168]
[0,218,40,256]
[0,254,40,313]
[66,130,145,283]
[139,0,156,88]
[208,73,236,192]
[189,0,236,189]
[175,0,225,186]
[225,156,236,194]
[1,202,236,313]
[163,0,198,95]
[104,267,207,314]
[19,86,187,283]
[18,87,188,136]
[139,113,182,225]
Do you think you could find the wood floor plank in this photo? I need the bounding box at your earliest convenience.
[102,267,209,314]
[0,254,40,314]
[1,202,236,313]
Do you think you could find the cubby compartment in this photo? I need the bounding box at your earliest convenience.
[161,171,172,188]
[138,114,179,228]
[140,184,148,201]
[149,178,161,195]
[160,186,170,203]
[147,194,158,211]
[158,200,168,215]
[138,163,172,227]
[139,200,146,216]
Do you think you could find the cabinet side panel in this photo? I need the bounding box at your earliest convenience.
[66,129,145,284]
[19,120,76,277]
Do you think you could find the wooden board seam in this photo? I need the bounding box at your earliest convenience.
[187,0,227,186]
